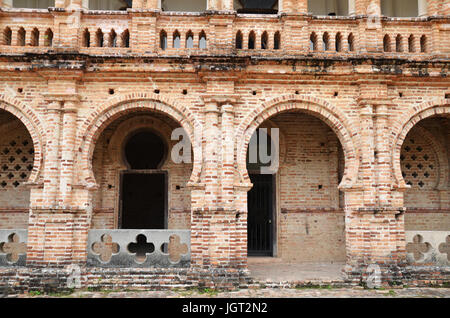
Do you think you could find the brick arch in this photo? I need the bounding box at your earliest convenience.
[0,95,44,184]
[392,99,450,189]
[77,93,202,188]
[236,95,359,188]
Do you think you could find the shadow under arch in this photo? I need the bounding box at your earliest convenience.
[392,99,450,189]
[236,95,359,189]
[0,95,44,184]
[76,94,202,188]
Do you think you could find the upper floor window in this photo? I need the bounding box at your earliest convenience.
[381,0,419,17]
[89,0,131,10]
[234,0,278,14]
[308,0,349,16]
[12,0,54,8]
[161,0,207,12]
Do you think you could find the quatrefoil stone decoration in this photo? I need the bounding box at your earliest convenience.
[406,234,430,261]
[0,233,27,263]
[167,234,188,263]
[127,234,154,263]
[91,234,119,263]
[438,235,450,261]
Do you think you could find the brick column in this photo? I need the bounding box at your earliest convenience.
[344,86,407,281]
[190,93,246,270]
[43,101,62,207]
[58,101,78,207]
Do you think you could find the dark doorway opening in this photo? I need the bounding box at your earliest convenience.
[120,171,167,229]
[119,129,168,229]
[248,173,275,256]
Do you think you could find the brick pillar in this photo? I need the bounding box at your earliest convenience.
[344,87,407,280]
[58,101,78,207]
[43,101,62,207]
[190,93,246,270]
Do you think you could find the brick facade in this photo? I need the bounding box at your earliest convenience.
[0,0,448,289]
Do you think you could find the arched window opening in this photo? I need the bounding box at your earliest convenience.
[310,32,317,51]
[83,29,90,47]
[236,31,243,49]
[160,30,167,50]
[173,30,181,49]
[274,31,280,50]
[408,34,415,53]
[124,130,166,170]
[396,34,403,52]
[17,28,25,47]
[186,31,194,49]
[322,32,329,51]
[96,29,104,47]
[199,31,207,49]
[248,31,256,50]
[383,34,391,52]
[261,31,268,50]
[30,28,39,47]
[3,27,12,46]
[109,29,117,47]
[335,32,342,52]
[121,29,130,48]
[420,35,427,53]
[44,28,53,47]
[347,33,354,52]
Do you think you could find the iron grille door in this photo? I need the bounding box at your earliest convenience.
[247,173,274,256]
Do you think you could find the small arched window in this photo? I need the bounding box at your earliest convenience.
[83,29,90,47]
[335,32,342,52]
[17,27,26,46]
[109,29,117,47]
[121,29,130,48]
[160,30,167,50]
[274,31,280,50]
[186,31,194,49]
[236,31,243,49]
[44,28,53,47]
[199,31,207,49]
[322,32,329,51]
[96,29,104,47]
[3,27,12,46]
[261,31,268,49]
[420,35,427,53]
[310,32,317,51]
[408,34,415,53]
[347,33,354,52]
[248,31,255,50]
[383,34,391,52]
[31,28,39,46]
[173,30,181,48]
[395,34,403,52]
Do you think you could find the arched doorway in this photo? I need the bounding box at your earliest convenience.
[246,111,346,262]
[90,111,193,231]
[120,129,168,229]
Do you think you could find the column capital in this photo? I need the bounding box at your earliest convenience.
[202,94,240,105]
